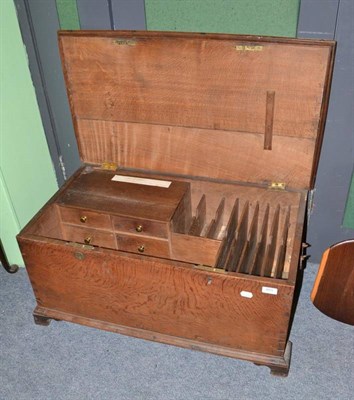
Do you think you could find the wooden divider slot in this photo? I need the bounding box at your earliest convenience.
[237,202,259,274]
[261,205,280,277]
[205,197,225,239]
[216,198,239,268]
[274,206,291,279]
[250,204,270,276]
[226,201,249,272]
[188,194,206,236]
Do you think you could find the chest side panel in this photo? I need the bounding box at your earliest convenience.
[20,239,294,356]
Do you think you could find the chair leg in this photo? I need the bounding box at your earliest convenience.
[0,239,19,274]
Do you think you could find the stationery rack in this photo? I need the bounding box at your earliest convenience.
[182,195,292,280]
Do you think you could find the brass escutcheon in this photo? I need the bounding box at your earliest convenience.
[135,225,143,233]
[74,251,85,261]
[138,245,145,253]
[80,216,87,223]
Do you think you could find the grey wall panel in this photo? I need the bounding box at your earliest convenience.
[14,0,64,186]
[297,0,339,39]
[77,0,112,29]
[111,0,146,29]
[298,0,354,262]
[26,0,81,182]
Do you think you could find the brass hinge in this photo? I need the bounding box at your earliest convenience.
[101,162,118,171]
[234,45,263,52]
[114,39,137,46]
[268,182,286,191]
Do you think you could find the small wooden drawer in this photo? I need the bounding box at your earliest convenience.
[116,234,170,258]
[59,207,112,230]
[62,225,117,249]
[112,216,168,238]
[170,233,221,266]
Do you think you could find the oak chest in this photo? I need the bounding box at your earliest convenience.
[17,31,335,376]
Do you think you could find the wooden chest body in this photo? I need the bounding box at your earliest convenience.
[17,31,335,376]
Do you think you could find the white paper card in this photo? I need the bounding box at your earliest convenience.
[262,286,278,295]
[240,291,253,299]
[111,175,171,188]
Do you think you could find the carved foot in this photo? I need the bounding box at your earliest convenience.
[269,365,289,377]
[254,341,291,377]
[253,363,289,377]
[33,314,52,326]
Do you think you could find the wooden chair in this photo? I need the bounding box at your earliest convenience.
[311,239,354,325]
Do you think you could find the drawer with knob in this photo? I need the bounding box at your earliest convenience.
[62,225,117,249]
[116,234,170,258]
[112,216,168,239]
[59,206,112,230]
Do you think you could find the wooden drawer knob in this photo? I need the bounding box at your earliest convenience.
[135,225,143,233]
[80,216,87,223]
[137,245,145,253]
[84,236,92,245]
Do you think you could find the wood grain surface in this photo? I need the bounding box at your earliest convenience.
[20,238,294,356]
[62,224,117,249]
[57,169,189,222]
[58,31,335,190]
[311,240,354,325]
[60,33,330,138]
[26,167,304,278]
[77,119,316,189]
[17,31,335,373]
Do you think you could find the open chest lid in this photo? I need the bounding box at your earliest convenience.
[58,31,335,190]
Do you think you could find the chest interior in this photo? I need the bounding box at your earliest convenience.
[26,166,304,282]
[22,31,334,284]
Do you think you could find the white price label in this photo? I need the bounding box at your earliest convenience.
[240,291,253,299]
[262,287,278,295]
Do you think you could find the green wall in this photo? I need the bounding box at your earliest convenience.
[145,0,300,36]
[0,0,58,264]
[56,0,80,30]
[343,172,354,229]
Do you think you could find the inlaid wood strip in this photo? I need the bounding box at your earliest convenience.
[264,91,275,150]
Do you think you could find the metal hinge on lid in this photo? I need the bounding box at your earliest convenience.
[268,182,286,191]
[114,39,137,46]
[101,162,118,171]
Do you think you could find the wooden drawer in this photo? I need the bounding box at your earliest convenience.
[112,215,168,238]
[62,224,117,249]
[59,206,112,230]
[116,234,170,258]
